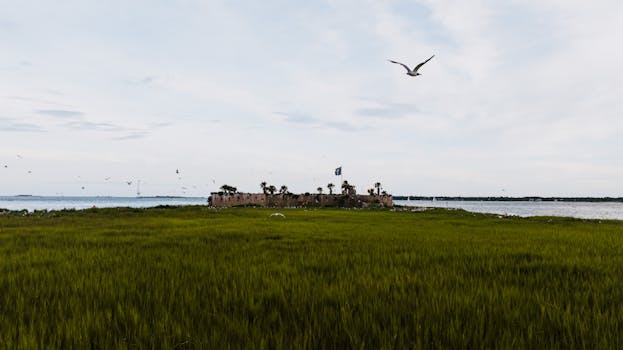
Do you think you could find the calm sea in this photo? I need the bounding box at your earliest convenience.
[394,199,623,220]
[0,196,208,211]
[2,196,622,220]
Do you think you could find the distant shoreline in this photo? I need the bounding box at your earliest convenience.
[3,195,623,203]
[394,196,623,203]
[0,195,206,199]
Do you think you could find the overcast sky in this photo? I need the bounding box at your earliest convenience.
[1,0,622,197]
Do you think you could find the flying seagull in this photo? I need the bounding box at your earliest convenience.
[388,55,435,77]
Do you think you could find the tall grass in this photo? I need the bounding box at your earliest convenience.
[1,206,622,348]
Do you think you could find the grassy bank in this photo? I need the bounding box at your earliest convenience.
[1,206,622,348]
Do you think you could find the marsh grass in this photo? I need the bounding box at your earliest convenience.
[1,206,623,348]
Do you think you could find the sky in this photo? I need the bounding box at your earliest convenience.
[1,0,623,197]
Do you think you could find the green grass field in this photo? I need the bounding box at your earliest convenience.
[1,206,622,349]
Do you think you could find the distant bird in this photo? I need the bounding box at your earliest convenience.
[105,177,111,181]
[388,55,435,77]
[16,154,23,159]
[176,169,180,174]
[3,165,7,168]
[269,212,286,218]
[27,170,32,174]
[126,181,132,186]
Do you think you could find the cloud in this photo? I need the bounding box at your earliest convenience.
[110,132,149,141]
[62,120,124,132]
[0,118,44,132]
[59,118,155,140]
[6,96,67,107]
[275,111,363,132]
[149,121,174,128]
[40,89,64,96]
[124,75,158,85]
[274,111,318,124]
[356,101,420,119]
[37,109,84,118]
[324,121,364,132]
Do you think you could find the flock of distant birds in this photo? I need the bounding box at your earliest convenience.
[2,154,213,195]
[3,55,435,194]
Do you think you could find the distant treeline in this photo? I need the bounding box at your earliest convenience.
[394,196,623,203]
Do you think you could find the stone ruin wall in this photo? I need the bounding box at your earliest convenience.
[210,193,267,207]
[209,193,393,208]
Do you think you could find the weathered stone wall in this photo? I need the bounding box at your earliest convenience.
[209,193,393,208]
[209,193,267,207]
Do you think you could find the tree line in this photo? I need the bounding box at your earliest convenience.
[218,181,389,196]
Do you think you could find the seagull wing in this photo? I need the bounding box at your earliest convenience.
[388,60,412,73]
[413,55,435,72]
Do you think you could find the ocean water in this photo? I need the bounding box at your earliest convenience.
[0,196,208,211]
[2,196,622,220]
[394,199,623,220]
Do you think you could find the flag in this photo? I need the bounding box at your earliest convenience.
[334,166,342,176]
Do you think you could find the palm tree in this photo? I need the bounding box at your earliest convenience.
[267,185,277,195]
[381,190,388,196]
[367,188,375,195]
[220,184,237,195]
[341,180,351,194]
[317,187,323,194]
[279,185,288,194]
[374,182,382,196]
[260,181,267,194]
[327,183,335,195]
